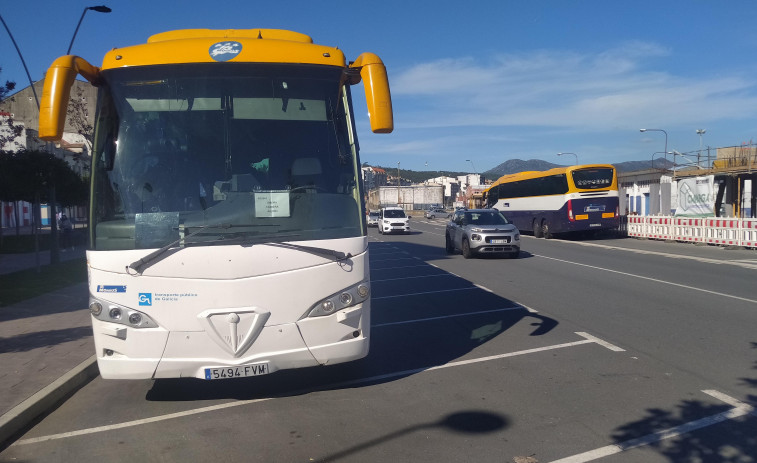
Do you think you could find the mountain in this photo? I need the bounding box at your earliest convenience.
[481,158,676,179]
[482,159,561,179]
[367,158,677,184]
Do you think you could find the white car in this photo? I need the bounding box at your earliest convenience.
[367,210,380,227]
[378,207,410,234]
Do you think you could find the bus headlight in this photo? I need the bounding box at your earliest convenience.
[128,312,143,325]
[89,301,103,316]
[307,281,370,318]
[89,296,159,329]
[356,284,369,298]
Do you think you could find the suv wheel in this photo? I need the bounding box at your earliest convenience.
[445,233,455,254]
[462,238,473,259]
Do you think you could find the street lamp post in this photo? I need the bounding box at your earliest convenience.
[0,13,40,109]
[397,161,401,206]
[557,152,578,165]
[651,151,672,170]
[696,129,706,167]
[67,5,111,55]
[640,128,669,176]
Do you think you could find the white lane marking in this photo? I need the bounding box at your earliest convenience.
[373,306,527,327]
[548,390,755,463]
[703,389,757,415]
[535,237,757,270]
[535,254,757,305]
[428,262,465,279]
[371,273,456,283]
[370,264,432,271]
[516,302,539,313]
[13,398,275,446]
[369,256,415,263]
[475,284,494,293]
[575,332,625,352]
[13,332,616,447]
[372,286,479,300]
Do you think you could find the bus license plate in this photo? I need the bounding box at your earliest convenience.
[204,363,270,380]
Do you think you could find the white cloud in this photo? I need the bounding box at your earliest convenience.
[389,42,757,131]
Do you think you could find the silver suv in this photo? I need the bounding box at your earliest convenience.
[446,209,520,259]
[425,207,446,219]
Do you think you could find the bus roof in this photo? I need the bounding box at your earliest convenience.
[486,164,616,191]
[100,28,347,70]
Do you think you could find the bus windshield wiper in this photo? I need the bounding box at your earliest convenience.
[126,222,234,275]
[260,242,357,261]
[212,234,358,262]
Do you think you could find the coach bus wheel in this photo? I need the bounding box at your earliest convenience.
[533,220,544,238]
[542,221,552,239]
[445,233,455,254]
[462,239,473,259]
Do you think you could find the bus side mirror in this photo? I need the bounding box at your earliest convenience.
[350,53,393,134]
[39,55,101,141]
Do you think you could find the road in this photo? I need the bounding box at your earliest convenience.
[2,217,757,462]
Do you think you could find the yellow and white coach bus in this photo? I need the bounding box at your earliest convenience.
[484,164,619,238]
[39,29,393,379]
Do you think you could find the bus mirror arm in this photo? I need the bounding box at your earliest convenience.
[39,55,102,141]
[350,53,393,134]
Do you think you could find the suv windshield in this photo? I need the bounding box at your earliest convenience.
[465,211,510,226]
[384,209,406,218]
[90,63,364,250]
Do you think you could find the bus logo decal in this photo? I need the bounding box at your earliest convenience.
[209,41,242,62]
[138,293,152,306]
[198,309,271,357]
[97,285,126,293]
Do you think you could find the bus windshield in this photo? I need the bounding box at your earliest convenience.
[91,64,362,250]
[571,167,614,190]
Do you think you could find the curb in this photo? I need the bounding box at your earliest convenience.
[0,355,99,448]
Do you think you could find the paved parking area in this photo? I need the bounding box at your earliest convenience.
[3,227,756,461]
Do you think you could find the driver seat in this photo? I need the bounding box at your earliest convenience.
[291,157,322,192]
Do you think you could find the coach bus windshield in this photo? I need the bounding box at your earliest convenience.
[90,64,363,250]
[571,167,614,190]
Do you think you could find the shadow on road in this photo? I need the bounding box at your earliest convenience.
[609,340,757,461]
[146,241,558,402]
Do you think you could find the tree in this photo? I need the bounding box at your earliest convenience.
[0,149,88,263]
[0,67,24,151]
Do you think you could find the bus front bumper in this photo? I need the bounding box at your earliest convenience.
[93,305,370,380]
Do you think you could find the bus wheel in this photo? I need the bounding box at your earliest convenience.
[542,221,552,239]
[533,220,544,238]
[445,233,455,254]
[462,239,473,259]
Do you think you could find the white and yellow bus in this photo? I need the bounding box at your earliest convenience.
[39,29,393,379]
[484,164,619,238]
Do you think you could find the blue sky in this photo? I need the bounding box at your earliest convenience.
[3,0,757,173]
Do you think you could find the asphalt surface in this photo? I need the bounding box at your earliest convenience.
[0,241,96,450]
[1,220,756,461]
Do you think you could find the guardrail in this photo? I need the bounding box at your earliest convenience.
[623,216,757,249]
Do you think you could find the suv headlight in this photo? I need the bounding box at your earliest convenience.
[89,296,159,328]
[307,282,370,318]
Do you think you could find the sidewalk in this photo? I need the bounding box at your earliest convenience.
[0,245,98,448]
